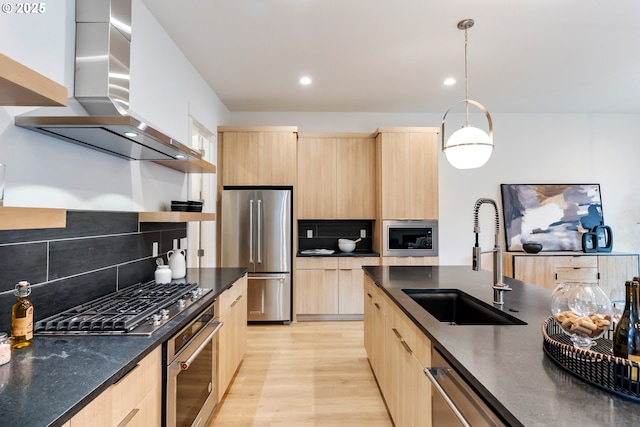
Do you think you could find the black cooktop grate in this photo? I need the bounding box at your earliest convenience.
[35,281,199,334]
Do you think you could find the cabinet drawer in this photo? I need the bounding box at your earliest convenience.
[218,283,240,313]
[112,347,161,426]
[554,256,597,268]
[338,257,379,270]
[296,257,339,270]
[556,267,599,282]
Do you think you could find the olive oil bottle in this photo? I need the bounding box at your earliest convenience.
[11,281,34,349]
[613,279,640,386]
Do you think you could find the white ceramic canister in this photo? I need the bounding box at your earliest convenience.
[155,265,172,284]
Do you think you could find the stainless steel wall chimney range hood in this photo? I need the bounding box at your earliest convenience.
[14,0,211,172]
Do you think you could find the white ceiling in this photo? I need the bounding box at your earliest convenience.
[141,0,640,114]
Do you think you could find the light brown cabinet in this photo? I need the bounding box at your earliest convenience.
[297,134,375,219]
[364,274,432,427]
[503,252,639,296]
[295,257,339,316]
[216,274,248,401]
[295,257,378,318]
[69,347,162,427]
[375,127,439,220]
[218,127,297,186]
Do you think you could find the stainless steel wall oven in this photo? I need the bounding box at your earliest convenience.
[165,304,222,427]
[382,220,438,257]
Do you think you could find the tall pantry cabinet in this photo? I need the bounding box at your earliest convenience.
[375,127,440,266]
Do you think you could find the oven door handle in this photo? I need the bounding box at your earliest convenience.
[424,367,471,427]
[179,321,223,370]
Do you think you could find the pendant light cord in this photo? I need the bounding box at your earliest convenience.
[464,26,469,126]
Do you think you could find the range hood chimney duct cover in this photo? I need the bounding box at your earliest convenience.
[14,0,202,163]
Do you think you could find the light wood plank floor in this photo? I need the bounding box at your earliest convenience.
[208,321,393,427]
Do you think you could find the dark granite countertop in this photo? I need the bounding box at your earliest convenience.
[297,250,380,258]
[0,267,247,427]
[363,265,640,427]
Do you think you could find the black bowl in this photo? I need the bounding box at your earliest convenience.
[523,242,543,254]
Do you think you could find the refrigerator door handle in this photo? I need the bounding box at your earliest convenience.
[249,199,254,264]
[257,199,262,264]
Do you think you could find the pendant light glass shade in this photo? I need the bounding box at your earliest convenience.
[441,19,494,170]
[444,125,493,169]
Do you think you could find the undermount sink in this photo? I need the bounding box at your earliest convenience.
[402,289,527,326]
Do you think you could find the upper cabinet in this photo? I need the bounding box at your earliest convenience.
[218,127,298,186]
[297,134,375,219]
[376,127,439,220]
[0,53,67,106]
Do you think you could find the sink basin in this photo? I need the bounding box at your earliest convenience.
[402,289,527,325]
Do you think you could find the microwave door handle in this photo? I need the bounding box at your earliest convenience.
[257,199,262,264]
[249,200,254,264]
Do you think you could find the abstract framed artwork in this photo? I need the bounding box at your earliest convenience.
[500,184,604,251]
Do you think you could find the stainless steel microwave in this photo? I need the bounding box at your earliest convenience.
[382,220,438,257]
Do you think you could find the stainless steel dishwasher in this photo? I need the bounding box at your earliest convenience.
[425,348,507,427]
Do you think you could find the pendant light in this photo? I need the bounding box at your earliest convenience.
[441,19,493,169]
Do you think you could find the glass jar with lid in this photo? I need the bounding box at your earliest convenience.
[0,332,11,365]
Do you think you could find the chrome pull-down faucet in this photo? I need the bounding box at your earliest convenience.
[472,198,511,305]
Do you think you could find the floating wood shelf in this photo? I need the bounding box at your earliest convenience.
[0,206,67,230]
[139,212,216,223]
[0,53,68,106]
[151,158,216,174]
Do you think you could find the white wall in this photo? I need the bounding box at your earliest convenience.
[0,1,229,214]
[228,111,640,266]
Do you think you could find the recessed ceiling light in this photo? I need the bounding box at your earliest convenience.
[124,131,138,137]
[444,78,456,86]
[299,76,312,85]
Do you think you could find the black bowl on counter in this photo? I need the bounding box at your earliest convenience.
[523,242,543,253]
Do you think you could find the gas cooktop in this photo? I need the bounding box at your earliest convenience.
[35,281,210,336]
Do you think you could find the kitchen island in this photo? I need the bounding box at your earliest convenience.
[0,267,246,427]
[363,265,640,427]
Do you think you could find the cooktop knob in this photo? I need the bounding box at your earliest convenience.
[177,298,186,308]
[160,309,170,319]
[152,313,161,325]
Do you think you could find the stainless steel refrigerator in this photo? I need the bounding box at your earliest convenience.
[221,187,292,323]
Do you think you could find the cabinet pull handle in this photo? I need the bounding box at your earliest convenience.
[374,302,381,310]
[366,293,372,298]
[392,328,402,340]
[116,408,140,427]
[401,340,413,354]
[231,294,243,307]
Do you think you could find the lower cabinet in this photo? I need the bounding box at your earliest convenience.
[503,252,639,296]
[69,346,162,427]
[364,275,432,427]
[216,274,248,401]
[296,257,379,319]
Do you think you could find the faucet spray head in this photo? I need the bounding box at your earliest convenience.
[472,245,481,271]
